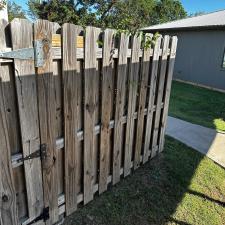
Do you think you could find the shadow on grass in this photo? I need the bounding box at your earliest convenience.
[187,190,225,207]
[63,137,225,225]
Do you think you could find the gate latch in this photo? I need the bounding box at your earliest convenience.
[0,40,44,67]
[18,144,47,163]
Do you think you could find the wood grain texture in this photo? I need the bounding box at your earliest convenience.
[124,35,142,173]
[113,33,129,184]
[0,19,19,225]
[159,36,178,153]
[99,29,115,193]
[84,26,101,204]
[143,36,162,163]
[134,34,153,167]
[10,18,44,221]
[62,23,82,215]
[34,19,59,224]
[151,36,170,158]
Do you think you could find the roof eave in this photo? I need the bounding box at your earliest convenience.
[142,25,225,33]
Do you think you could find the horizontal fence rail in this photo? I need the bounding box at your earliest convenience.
[0,18,177,225]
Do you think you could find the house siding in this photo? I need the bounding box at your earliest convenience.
[162,30,225,90]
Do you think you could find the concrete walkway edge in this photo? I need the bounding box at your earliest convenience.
[166,116,225,168]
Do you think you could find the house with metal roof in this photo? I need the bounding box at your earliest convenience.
[143,10,225,92]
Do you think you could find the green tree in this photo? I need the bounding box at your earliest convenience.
[27,0,187,32]
[151,0,187,24]
[189,11,205,17]
[8,1,26,21]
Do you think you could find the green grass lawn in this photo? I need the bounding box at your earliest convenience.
[64,137,225,225]
[169,81,225,132]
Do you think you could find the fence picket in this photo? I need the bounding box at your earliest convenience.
[113,33,129,184]
[134,34,153,167]
[34,20,59,224]
[99,29,115,193]
[143,36,162,163]
[151,35,170,158]
[0,21,18,225]
[159,37,178,153]
[62,23,82,215]
[10,18,44,221]
[84,26,101,204]
[124,34,142,175]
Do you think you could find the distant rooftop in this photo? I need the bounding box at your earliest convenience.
[142,10,225,31]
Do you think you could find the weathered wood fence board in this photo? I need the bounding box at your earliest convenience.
[135,34,153,166]
[0,18,177,225]
[113,33,129,185]
[62,23,81,216]
[143,36,162,163]
[159,36,178,153]
[99,29,115,194]
[0,59,18,225]
[11,19,44,222]
[34,20,59,224]
[124,34,141,175]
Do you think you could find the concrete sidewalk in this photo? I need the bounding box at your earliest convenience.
[166,116,225,168]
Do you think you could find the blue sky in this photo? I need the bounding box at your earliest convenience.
[13,0,225,14]
[180,0,225,14]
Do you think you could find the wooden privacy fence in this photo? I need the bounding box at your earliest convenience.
[0,18,177,225]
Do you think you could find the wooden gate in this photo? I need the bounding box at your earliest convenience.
[0,18,177,225]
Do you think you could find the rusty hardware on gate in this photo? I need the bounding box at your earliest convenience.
[0,40,45,67]
[18,144,47,163]
[26,207,49,225]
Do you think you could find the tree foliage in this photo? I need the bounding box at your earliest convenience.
[28,0,187,32]
[8,1,26,21]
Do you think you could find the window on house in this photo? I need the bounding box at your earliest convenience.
[222,49,225,68]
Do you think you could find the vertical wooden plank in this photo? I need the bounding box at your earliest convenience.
[0,82,18,225]
[151,36,170,158]
[143,36,162,163]
[113,33,129,184]
[62,23,82,215]
[134,34,153,168]
[124,34,141,175]
[84,26,101,204]
[10,18,44,221]
[0,19,18,225]
[34,19,59,224]
[99,29,115,194]
[159,36,178,153]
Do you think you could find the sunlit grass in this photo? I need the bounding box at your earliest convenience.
[214,118,225,132]
[169,81,225,132]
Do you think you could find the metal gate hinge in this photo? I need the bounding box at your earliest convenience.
[18,144,47,163]
[26,207,49,225]
[0,40,44,67]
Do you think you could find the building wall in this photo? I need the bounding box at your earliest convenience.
[164,30,225,91]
